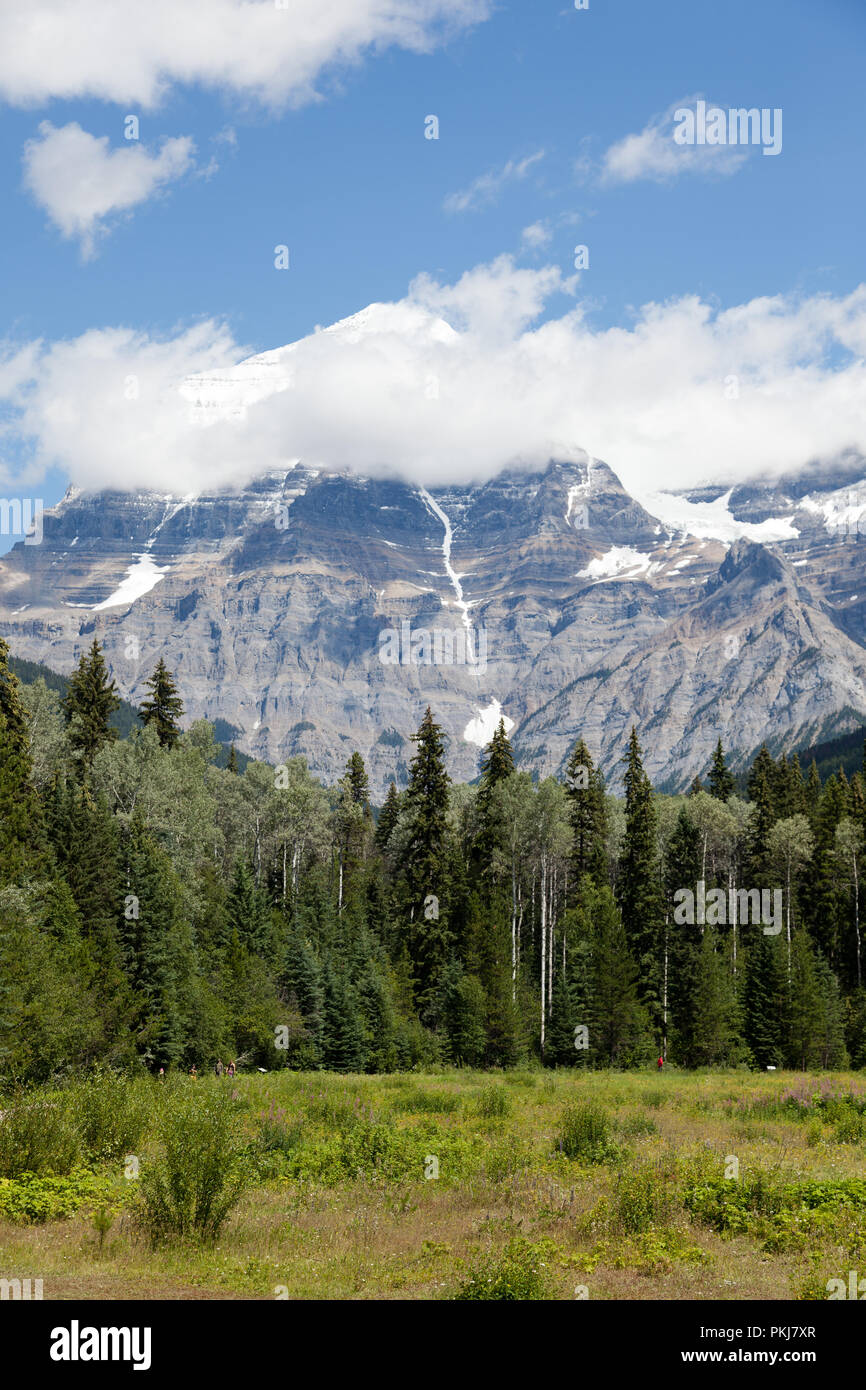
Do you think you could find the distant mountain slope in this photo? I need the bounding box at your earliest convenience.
[2,319,866,797]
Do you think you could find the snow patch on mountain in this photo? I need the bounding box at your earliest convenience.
[577,546,661,582]
[637,488,799,543]
[92,554,169,611]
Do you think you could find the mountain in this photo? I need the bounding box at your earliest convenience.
[3,321,866,798]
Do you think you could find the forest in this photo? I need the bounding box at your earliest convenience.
[1,632,864,1085]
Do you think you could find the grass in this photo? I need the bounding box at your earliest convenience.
[1,1068,864,1300]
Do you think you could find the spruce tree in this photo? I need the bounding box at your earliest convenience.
[546,964,577,1067]
[122,811,192,1066]
[746,745,776,884]
[474,718,515,878]
[618,728,664,1027]
[375,781,401,852]
[402,707,452,1018]
[280,929,324,1067]
[440,959,487,1066]
[320,963,366,1071]
[61,639,120,767]
[564,736,607,888]
[708,738,735,802]
[138,658,184,748]
[589,885,649,1066]
[226,859,272,959]
[742,932,784,1068]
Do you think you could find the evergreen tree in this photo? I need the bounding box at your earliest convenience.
[746,745,776,884]
[375,781,401,852]
[227,743,239,774]
[402,707,452,1019]
[226,859,272,959]
[742,932,784,1068]
[589,885,650,1066]
[138,658,184,748]
[474,718,515,878]
[546,964,577,1067]
[61,639,120,767]
[707,738,735,802]
[689,928,742,1065]
[320,963,366,1071]
[440,959,487,1066]
[122,811,193,1066]
[618,728,664,1028]
[564,736,607,888]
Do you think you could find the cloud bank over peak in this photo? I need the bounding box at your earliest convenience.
[1,257,865,499]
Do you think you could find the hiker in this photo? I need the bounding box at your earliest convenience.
[215,1060,224,1077]
[657,1055,664,1070]
[190,1064,197,1080]
[158,1067,165,1080]
[227,1060,236,1078]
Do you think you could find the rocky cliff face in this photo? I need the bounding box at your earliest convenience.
[3,443,866,799]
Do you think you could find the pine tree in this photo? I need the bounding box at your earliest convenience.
[690,928,742,1065]
[375,781,401,852]
[589,885,650,1066]
[546,965,577,1066]
[564,736,607,888]
[61,639,120,767]
[708,738,735,802]
[320,963,366,1071]
[279,928,323,1067]
[138,658,184,748]
[665,806,703,1063]
[474,718,515,878]
[746,745,776,884]
[742,932,784,1068]
[0,637,44,884]
[226,859,272,959]
[618,728,664,1028]
[227,743,239,774]
[122,811,192,1066]
[440,959,487,1066]
[402,707,452,1018]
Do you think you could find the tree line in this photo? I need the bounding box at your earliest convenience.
[1,634,864,1082]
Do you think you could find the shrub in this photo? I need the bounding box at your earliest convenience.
[0,1169,119,1224]
[451,1237,553,1300]
[475,1084,511,1120]
[612,1165,674,1234]
[137,1087,248,1244]
[391,1089,461,1115]
[0,1097,80,1177]
[555,1100,614,1163]
[68,1069,150,1163]
[618,1111,659,1139]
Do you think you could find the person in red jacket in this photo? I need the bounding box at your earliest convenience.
[657,1055,664,1070]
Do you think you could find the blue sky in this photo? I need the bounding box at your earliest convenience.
[0,0,865,543]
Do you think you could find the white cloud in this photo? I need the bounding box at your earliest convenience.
[444,151,545,213]
[2,259,866,499]
[601,99,749,184]
[0,0,492,109]
[23,122,195,257]
[521,220,552,248]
